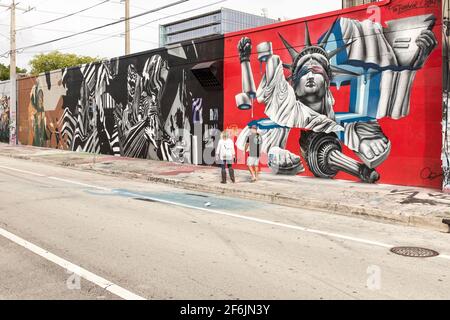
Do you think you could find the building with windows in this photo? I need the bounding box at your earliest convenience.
[342,0,378,7]
[159,8,276,46]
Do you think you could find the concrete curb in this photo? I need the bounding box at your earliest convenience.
[2,152,450,233]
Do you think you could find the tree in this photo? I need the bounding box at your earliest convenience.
[0,63,27,81]
[29,51,101,75]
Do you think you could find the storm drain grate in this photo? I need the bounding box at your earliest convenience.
[390,247,439,258]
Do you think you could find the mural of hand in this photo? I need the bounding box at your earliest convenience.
[305,115,344,134]
[414,29,438,68]
[268,147,305,175]
[238,37,252,63]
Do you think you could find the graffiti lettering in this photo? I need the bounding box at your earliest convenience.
[389,0,438,15]
[420,167,443,181]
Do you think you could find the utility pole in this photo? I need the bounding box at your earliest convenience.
[0,1,33,145]
[9,0,17,146]
[125,0,130,55]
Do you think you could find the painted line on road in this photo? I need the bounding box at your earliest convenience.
[0,165,400,248]
[122,191,450,261]
[48,176,110,191]
[0,165,45,177]
[118,190,396,249]
[0,227,146,300]
[1,164,449,261]
[0,164,109,191]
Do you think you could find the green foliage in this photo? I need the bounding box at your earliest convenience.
[0,64,27,81]
[29,51,101,75]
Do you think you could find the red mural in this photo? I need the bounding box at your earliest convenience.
[223,0,443,188]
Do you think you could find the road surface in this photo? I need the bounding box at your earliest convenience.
[0,156,449,300]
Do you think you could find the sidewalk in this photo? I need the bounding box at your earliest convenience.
[0,143,449,233]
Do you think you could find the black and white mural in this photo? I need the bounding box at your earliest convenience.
[19,37,224,164]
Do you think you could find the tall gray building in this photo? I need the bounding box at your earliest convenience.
[159,8,276,46]
[342,0,378,8]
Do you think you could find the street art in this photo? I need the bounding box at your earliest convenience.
[226,1,442,187]
[19,72,67,148]
[12,0,445,189]
[442,0,450,192]
[17,38,224,164]
[0,83,10,144]
[0,93,9,143]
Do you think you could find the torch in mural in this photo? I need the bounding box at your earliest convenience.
[235,14,438,183]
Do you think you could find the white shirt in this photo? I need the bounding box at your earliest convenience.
[217,138,235,161]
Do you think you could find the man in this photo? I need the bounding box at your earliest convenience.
[245,125,263,182]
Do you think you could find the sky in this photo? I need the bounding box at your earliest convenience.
[0,0,342,70]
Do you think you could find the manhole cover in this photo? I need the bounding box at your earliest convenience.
[390,247,439,258]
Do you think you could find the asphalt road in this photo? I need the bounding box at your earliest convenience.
[0,156,449,300]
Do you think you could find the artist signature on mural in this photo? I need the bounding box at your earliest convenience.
[389,189,450,206]
[389,0,438,15]
[420,167,443,180]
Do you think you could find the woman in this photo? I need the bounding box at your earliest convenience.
[216,130,236,184]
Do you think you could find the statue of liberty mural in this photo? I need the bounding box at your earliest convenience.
[235,14,437,183]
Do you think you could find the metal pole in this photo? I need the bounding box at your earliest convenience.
[9,0,17,145]
[125,0,130,55]
[0,1,33,146]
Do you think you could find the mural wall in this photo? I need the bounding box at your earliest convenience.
[17,37,224,164]
[442,0,450,192]
[12,0,445,189]
[224,0,443,188]
[0,81,10,144]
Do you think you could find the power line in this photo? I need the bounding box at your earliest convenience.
[17,0,111,31]
[24,36,157,55]
[130,0,226,32]
[28,8,119,22]
[23,7,160,30]
[68,0,226,50]
[1,0,189,56]
[16,9,159,30]
[18,25,124,38]
[2,0,226,60]
[109,0,159,12]
[19,0,226,56]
